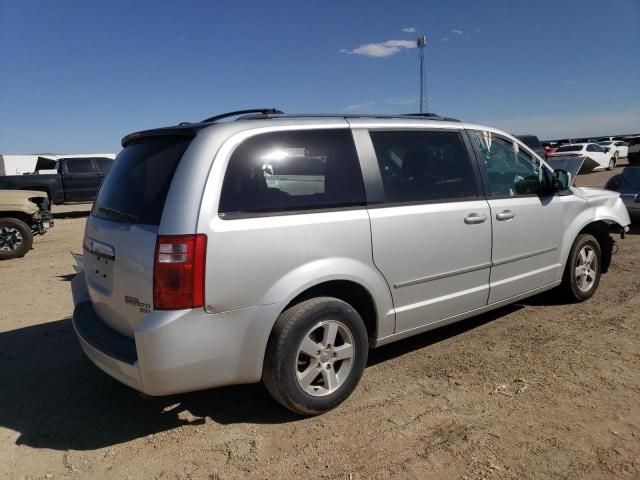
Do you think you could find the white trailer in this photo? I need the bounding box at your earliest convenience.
[0,155,41,176]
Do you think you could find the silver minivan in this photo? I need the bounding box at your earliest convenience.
[71,110,630,414]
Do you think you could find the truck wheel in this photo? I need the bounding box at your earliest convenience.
[263,297,369,415]
[559,234,601,302]
[0,218,33,260]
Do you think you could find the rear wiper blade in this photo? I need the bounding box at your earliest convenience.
[97,207,139,224]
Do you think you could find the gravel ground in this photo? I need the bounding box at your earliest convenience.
[0,161,638,479]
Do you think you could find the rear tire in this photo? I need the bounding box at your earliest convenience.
[0,218,33,260]
[263,297,368,415]
[559,234,601,302]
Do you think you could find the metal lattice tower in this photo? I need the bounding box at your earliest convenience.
[417,35,427,113]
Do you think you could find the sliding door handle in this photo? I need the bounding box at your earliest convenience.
[496,210,515,221]
[464,213,487,224]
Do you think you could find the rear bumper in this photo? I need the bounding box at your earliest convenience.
[73,309,143,392]
[70,274,283,396]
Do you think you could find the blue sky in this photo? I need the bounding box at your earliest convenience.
[1,0,639,153]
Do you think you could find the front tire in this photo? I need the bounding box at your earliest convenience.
[559,234,601,302]
[0,218,33,260]
[263,297,369,415]
[607,157,616,170]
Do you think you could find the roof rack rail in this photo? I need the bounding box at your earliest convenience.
[403,112,460,121]
[201,108,284,123]
[404,112,441,117]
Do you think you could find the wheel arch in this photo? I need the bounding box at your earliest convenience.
[259,257,395,341]
[282,279,379,344]
[0,212,34,226]
[562,219,620,275]
[577,220,614,273]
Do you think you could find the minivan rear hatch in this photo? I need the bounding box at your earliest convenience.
[84,135,194,337]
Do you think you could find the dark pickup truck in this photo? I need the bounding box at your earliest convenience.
[0,156,114,204]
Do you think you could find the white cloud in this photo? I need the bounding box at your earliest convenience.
[342,101,376,112]
[481,109,640,139]
[402,27,416,32]
[340,39,416,57]
[452,29,463,35]
[441,37,449,42]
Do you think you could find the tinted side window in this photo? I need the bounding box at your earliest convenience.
[470,130,541,197]
[65,159,95,173]
[219,129,365,216]
[96,158,114,172]
[369,130,477,204]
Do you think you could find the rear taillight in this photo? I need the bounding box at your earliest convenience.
[153,234,207,310]
[605,179,621,191]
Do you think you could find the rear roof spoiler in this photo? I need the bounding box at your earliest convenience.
[121,126,199,148]
[121,108,285,147]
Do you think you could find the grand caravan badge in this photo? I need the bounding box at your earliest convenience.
[124,296,151,314]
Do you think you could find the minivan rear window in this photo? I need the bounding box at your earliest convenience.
[92,137,192,225]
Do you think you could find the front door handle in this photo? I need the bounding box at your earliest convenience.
[464,213,487,224]
[496,210,515,221]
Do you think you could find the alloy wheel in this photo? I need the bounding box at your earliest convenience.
[0,226,23,252]
[295,320,355,397]
[575,245,597,293]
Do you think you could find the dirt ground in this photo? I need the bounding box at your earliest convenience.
[1,161,639,480]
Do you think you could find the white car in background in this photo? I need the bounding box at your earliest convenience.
[598,140,628,161]
[549,143,615,170]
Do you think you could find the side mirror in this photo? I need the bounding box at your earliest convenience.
[552,169,571,191]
